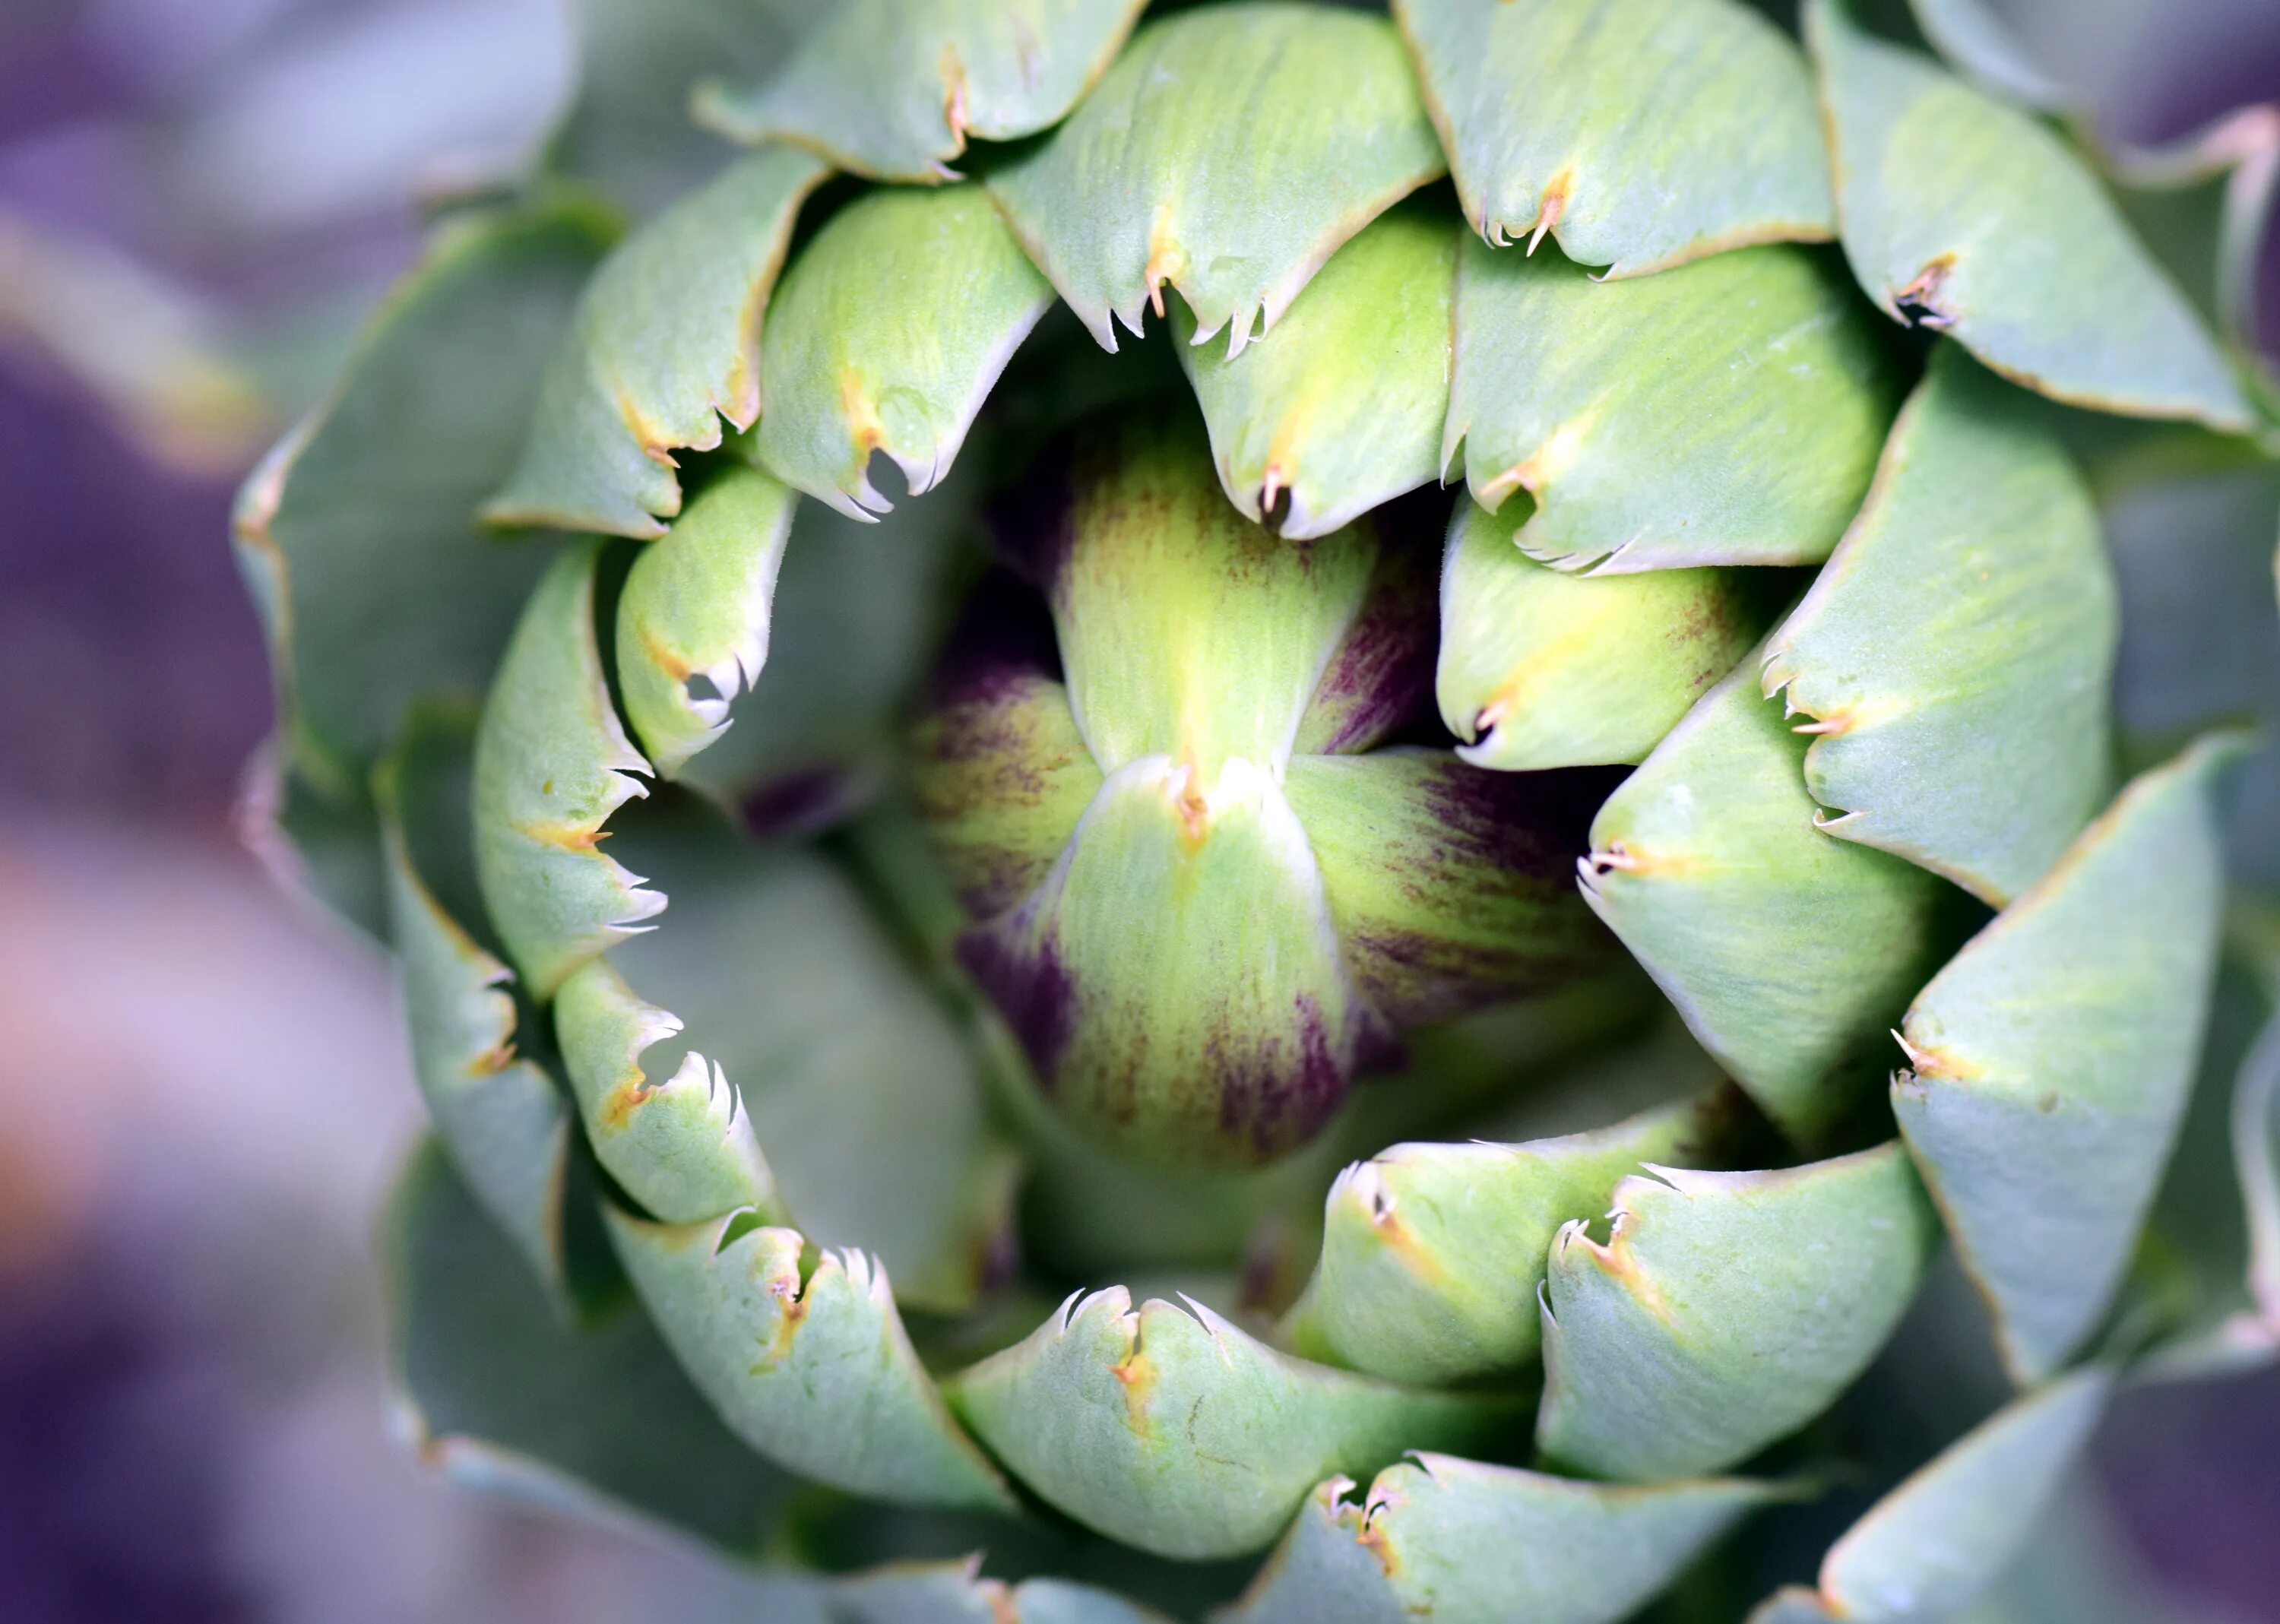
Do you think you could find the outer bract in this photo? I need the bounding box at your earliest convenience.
[239,2,2280,1620]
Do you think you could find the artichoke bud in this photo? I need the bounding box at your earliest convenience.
[915,422,1608,1168]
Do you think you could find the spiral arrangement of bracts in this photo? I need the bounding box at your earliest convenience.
[235,2,2280,1619]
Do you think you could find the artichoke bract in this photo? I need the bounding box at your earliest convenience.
[239,0,2280,1618]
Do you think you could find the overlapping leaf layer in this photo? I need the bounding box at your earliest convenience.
[242,2,2280,1620]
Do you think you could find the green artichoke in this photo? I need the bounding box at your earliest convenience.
[236,0,2280,1617]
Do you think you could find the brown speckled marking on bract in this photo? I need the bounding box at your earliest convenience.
[1528,166,1575,254]
[464,1038,517,1078]
[939,45,971,157]
[837,366,885,458]
[1360,1173,1449,1287]
[599,1076,654,1132]
[610,385,686,470]
[1572,1213,1677,1326]
[752,1268,809,1372]
[1670,589,1745,689]
[639,624,692,684]
[1891,252,1959,328]
[1353,1489,1404,1578]
[1588,843,1698,881]
[1893,1028,1984,1083]
[1110,1346,1158,1436]
[513,817,611,852]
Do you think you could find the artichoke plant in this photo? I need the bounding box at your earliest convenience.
[236,0,2280,1617]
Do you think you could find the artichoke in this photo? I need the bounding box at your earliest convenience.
[236,0,2280,1617]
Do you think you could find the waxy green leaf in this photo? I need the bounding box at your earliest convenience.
[553,954,781,1227]
[2099,451,2280,1369]
[695,0,1147,183]
[1281,747,1609,1028]
[1762,344,2117,907]
[263,755,389,939]
[544,0,801,215]
[384,1141,796,1552]
[1174,210,1455,539]
[1893,736,2242,1381]
[1438,497,1775,771]
[1448,240,1900,571]
[2130,946,2280,1380]
[1538,1143,1939,1480]
[602,809,1002,1307]
[2104,459,2280,890]
[1751,1369,2111,1622]
[1904,0,2068,108]
[752,185,1051,519]
[609,1208,1015,1512]
[486,147,828,538]
[1226,1455,1787,1624]
[679,465,977,815]
[987,5,1445,354]
[1582,654,1966,1144]
[1285,1091,1734,1385]
[473,543,663,1001]
[613,464,797,779]
[1393,0,1833,274]
[1807,0,2252,430]
[233,200,605,797]
[378,711,575,1300]
[950,1287,1502,1559]
[1954,1477,2229,1624]
[2107,106,2280,359]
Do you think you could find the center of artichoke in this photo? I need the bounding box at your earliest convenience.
[914,418,1607,1168]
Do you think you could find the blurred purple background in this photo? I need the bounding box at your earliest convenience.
[0,2,2275,1620]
